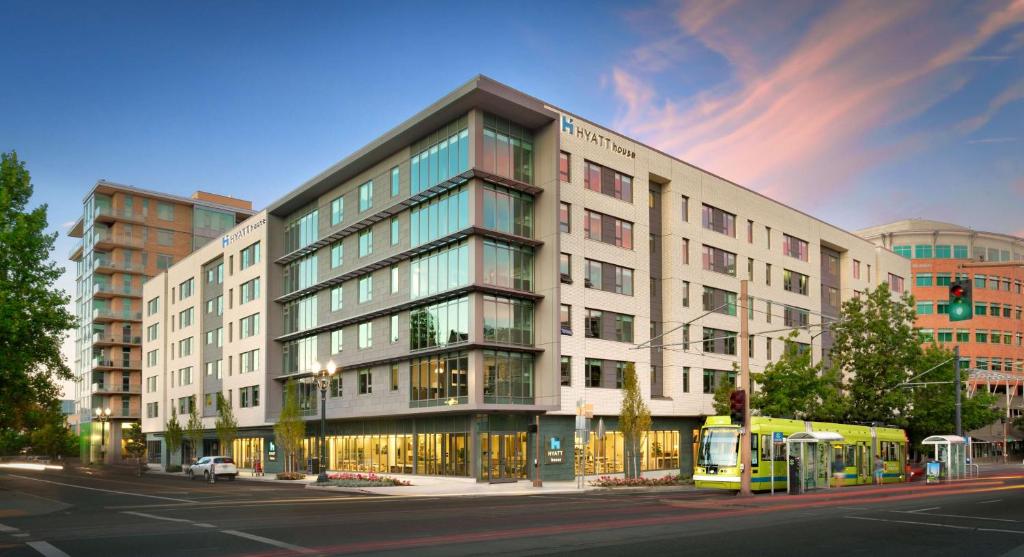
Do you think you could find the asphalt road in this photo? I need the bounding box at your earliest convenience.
[3,466,1024,556]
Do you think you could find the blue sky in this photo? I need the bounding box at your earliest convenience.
[2,1,1022,394]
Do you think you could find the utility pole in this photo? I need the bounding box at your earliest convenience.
[739,279,752,496]
[954,345,961,438]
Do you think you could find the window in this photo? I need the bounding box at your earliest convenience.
[783,269,809,295]
[703,327,737,355]
[358,275,373,303]
[916,301,934,315]
[411,187,470,246]
[975,303,987,316]
[681,238,690,265]
[681,195,689,222]
[914,244,933,259]
[482,240,534,292]
[240,242,260,270]
[702,245,737,276]
[147,323,159,341]
[410,351,469,406]
[482,113,534,183]
[560,253,572,282]
[782,234,809,261]
[206,327,223,347]
[178,307,193,328]
[331,286,343,311]
[390,314,399,343]
[410,297,469,350]
[358,369,373,394]
[358,322,373,349]
[157,201,174,220]
[853,259,861,279]
[747,220,754,243]
[954,245,969,259]
[893,245,911,258]
[975,274,986,288]
[240,385,260,408]
[783,306,810,328]
[282,335,318,375]
[615,314,634,342]
[390,364,399,391]
[888,273,905,294]
[584,259,634,295]
[284,208,319,252]
[583,160,632,202]
[560,304,572,335]
[483,350,535,404]
[330,196,344,225]
[585,359,602,387]
[411,240,470,298]
[359,180,373,212]
[411,117,469,194]
[482,184,534,237]
[146,297,159,316]
[703,370,737,394]
[390,166,400,197]
[482,295,534,346]
[561,356,572,386]
[359,229,373,257]
[703,286,737,316]
[240,278,260,304]
[146,402,159,418]
[701,204,736,237]
[585,309,603,339]
[559,152,570,182]
[156,229,173,246]
[936,273,951,286]
[913,273,932,287]
[178,365,192,386]
[584,209,633,249]
[283,254,317,294]
[390,217,399,245]
[391,265,399,294]
[560,202,571,233]
[935,245,951,259]
[240,349,259,373]
[179,278,194,300]
[240,313,259,338]
[331,241,343,268]
[146,350,157,367]
[682,281,690,307]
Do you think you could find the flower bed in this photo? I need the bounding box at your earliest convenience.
[276,471,306,480]
[588,474,689,487]
[325,472,411,487]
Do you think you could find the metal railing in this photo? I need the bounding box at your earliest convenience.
[93,258,144,273]
[95,206,147,222]
[92,307,143,321]
[94,230,144,248]
[93,283,142,297]
[91,383,142,394]
[91,331,142,345]
[90,358,142,370]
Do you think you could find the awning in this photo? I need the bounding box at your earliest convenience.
[786,431,844,443]
[922,435,966,445]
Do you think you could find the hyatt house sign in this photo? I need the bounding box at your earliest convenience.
[222,217,267,248]
[560,115,636,159]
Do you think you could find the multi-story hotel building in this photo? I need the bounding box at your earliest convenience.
[142,76,909,480]
[859,219,1024,457]
[69,181,253,463]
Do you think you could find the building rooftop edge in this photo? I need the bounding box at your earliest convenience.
[857,219,1024,244]
[80,179,258,217]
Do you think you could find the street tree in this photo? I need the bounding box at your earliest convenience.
[829,283,920,427]
[274,381,305,476]
[123,423,147,476]
[0,151,77,434]
[164,414,183,471]
[712,376,736,416]
[29,416,77,459]
[618,363,651,478]
[906,344,999,453]
[185,402,204,462]
[753,334,831,419]
[215,393,238,457]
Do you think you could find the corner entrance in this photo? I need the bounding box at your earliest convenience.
[479,432,527,483]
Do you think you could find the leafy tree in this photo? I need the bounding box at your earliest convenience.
[123,423,147,476]
[752,334,830,419]
[164,414,183,469]
[0,152,77,433]
[828,283,920,427]
[618,363,651,478]
[215,393,238,457]
[906,344,999,452]
[29,415,77,458]
[712,375,736,416]
[185,400,204,462]
[274,381,306,475]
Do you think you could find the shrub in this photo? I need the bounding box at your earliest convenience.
[588,474,688,487]
[276,471,306,480]
[166,464,182,473]
[325,472,410,487]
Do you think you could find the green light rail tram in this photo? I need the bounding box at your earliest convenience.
[693,416,907,492]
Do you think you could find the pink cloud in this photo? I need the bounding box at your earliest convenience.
[611,0,1024,207]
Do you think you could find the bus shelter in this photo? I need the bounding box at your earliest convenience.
[922,435,966,482]
[786,431,844,494]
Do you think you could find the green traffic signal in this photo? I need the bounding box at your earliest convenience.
[948,280,972,322]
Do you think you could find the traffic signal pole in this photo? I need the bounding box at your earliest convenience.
[739,280,752,496]
[954,345,961,438]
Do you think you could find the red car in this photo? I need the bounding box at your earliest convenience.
[906,462,926,481]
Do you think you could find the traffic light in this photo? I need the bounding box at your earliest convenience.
[948,280,972,322]
[729,389,746,424]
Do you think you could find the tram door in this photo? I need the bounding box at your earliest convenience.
[480,432,527,483]
[857,443,869,484]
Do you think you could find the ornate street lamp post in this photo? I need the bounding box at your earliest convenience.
[314,360,337,484]
[94,407,112,463]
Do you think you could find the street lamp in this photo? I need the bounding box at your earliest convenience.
[314,360,338,484]
[94,407,112,463]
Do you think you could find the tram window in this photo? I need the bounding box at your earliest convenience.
[773,439,786,461]
[761,435,771,461]
[845,445,856,466]
[751,434,758,466]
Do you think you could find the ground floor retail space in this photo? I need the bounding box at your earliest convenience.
[148,414,702,482]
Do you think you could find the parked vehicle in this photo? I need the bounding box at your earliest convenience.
[187,456,238,481]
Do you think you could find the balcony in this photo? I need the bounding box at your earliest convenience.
[94,205,147,224]
[90,358,142,370]
[91,383,142,395]
[93,257,145,275]
[92,307,143,323]
[94,229,144,250]
[93,282,142,299]
[91,331,142,346]
[69,240,84,261]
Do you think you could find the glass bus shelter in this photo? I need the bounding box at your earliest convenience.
[786,431,844,494]
[922,435,966,482]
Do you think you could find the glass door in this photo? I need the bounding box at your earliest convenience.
[479,432,527,483]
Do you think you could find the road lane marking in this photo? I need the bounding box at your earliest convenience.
[7,475,191,502]
[905,507,940,513]
[12,533,29,538]
[221,530,317,554]
[0,523,18,533]
[848,516,1024,534]
[193,523,216,528]
[978,499,1003,504]
[121,511,193,523]
[891,510,1017,523]
[25,541,71,557]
